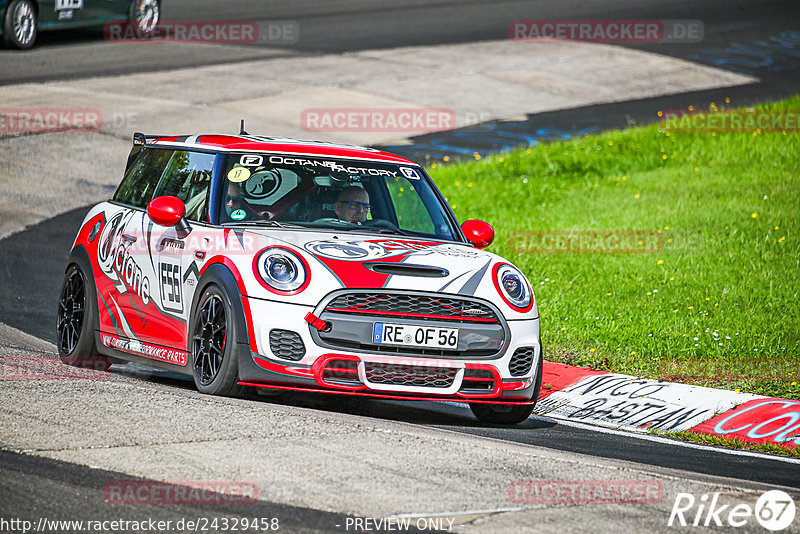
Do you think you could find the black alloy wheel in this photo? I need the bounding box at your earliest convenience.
[56,262,108,370]
[57,267,86,356]
[190,284,244,396]
[193,292,227,386]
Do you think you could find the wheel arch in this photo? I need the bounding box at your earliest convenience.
[190,263,251,347]
[65,245,98,315]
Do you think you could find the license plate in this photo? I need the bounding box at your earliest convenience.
[372,322,459,349]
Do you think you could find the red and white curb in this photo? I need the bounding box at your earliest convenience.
[535,362,799,450]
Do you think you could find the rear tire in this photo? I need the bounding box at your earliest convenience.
[57,263,110,371]
[3,0,37,50]
[190,284,244,397]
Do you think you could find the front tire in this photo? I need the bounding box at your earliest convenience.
[469,353,543,425]
[3,0,37,50]
[190,284,243,397]
[57,263,109,371]
[469,402,535,425]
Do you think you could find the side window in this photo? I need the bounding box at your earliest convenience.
[113,148,173,208]
[155,151,216,222]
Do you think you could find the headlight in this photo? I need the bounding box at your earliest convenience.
[255,247,308,293]
[494,263,532,310]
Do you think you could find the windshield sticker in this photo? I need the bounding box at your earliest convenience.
[400,167,420,180]
[227,167,251,183]
[230,209,246,221]
[265,156,398,177]
[244,170,281,199]
[239,155,263,167]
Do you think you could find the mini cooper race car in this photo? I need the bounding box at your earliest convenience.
[2,0,159,49]
[58,132,542,424]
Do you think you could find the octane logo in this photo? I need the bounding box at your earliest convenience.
[97,210,151,305]
[668,490,796,531]
[98,212,126,265]
[304,240,388,261]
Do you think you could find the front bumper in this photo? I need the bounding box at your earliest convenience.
[237,295,541,404]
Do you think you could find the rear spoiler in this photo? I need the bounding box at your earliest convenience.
[132,132,170,146]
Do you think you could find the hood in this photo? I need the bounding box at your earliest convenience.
[245,228,501,295]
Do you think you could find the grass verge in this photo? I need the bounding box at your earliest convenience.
[652,430,800,459]
[428,96,800,400]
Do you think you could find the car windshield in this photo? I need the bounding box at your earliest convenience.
[219,153,460,241]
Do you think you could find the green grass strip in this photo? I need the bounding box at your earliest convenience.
[653,430,800,458]
[428,96,800,399]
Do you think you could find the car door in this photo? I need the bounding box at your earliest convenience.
[145,149,217,351]
[97,147,172,345]
[85,0,130,22]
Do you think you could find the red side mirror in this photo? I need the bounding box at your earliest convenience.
[461,219,494,249]
[147,196,185,227]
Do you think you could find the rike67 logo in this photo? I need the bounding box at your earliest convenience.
[669,490,796,531]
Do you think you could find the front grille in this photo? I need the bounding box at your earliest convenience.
[364,362,458,388]
[269,329,306,361]
[509,347,535,377]
[326,293,499,323]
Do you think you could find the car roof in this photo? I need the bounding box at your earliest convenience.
[145,134,417,165]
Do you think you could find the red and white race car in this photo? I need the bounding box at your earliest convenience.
[58,133,541,424]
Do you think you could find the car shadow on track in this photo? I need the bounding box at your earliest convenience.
[109,363,554,429]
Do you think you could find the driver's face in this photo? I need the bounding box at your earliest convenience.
[226,183,244,215]
[335,190,370,223]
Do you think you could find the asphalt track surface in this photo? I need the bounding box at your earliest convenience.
[0,0,798,84]
[1,450,354,533]
[1,0,800,526]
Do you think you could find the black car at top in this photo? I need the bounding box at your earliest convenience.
[2,0,159,49]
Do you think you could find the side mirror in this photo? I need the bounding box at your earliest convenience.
[461,219,494,249]
[147,196,191,237]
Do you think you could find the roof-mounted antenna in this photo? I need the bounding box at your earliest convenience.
[239,119,249,136]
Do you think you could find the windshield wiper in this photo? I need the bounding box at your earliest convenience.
[360,227,408,236]
[221,220,303,229]
[308,223,407,236]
